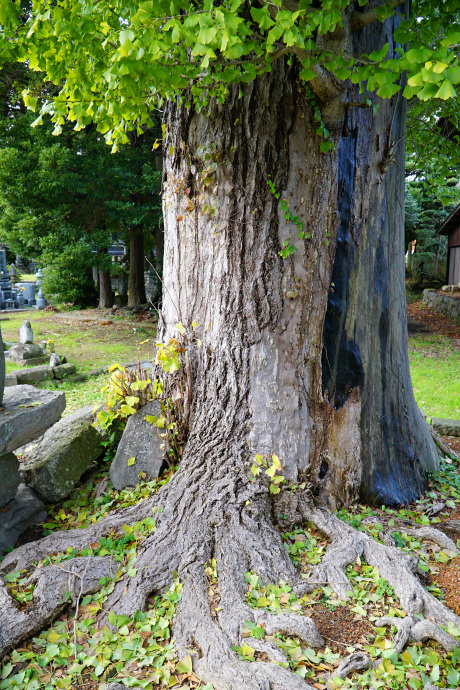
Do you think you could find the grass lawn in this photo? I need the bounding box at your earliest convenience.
[408,333,460,420]
[38,372,111,416]
[1,310,157,373]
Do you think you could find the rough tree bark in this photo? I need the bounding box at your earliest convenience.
[99,267,114,309]
[160,11,437,507]
[0,5,452,689]
[128,226,147,307]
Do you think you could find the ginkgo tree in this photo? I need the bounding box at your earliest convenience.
[2,1,460,688]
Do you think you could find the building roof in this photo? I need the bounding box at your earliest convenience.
[438,204,460,236]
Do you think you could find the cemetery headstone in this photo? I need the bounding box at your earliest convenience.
[0,325,4,405]
[0,249,13,308]
[19,320,33,344]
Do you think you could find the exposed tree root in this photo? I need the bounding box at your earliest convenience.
[1,476,460,688]
[375,615,459,653]
[427,422,459,459]
[302,506,459,615]
[322,652,372,682]
[0,556,116,657]
[361,515,459,553]
[0,493,160,573]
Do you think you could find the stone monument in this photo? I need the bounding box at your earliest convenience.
[0,249,14,309]
[17,282,36,306]
[35,268,47,310]
[0,323,4,406]
[20,319,33,344]
[7,319,49,366]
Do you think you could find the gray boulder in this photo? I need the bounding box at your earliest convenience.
[20,406,104,503]
[0,452,21,508]
[0,385,65,454]
[0,484,46,555]
[15,365,54,384]
[19,320,34,344]
[109,400,165,490]
[432,418,460,437]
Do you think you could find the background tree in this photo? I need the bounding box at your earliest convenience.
[0,64,162,307]
[2,1,460,687]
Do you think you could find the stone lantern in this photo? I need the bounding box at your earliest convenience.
[8,265,17,288]
[35,268,48,310]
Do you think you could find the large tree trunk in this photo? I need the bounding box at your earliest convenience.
[98,267,113,309]
[1,7,451,689]
[128,226,147,307]
[161,60,437,509]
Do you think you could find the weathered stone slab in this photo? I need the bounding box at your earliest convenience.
[0,452,21,508]
[432,418,460,437]
[53,363,76,378]
[15,365,54,384]
[4,373,17,387]
[0,385,66,454]
[0,484,46,555]
[7,356,49,367]
[109,400,165,490]
[8,343,43,360]
[20,406,104,503]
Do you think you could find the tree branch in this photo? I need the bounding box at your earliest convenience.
[350,0,406,32]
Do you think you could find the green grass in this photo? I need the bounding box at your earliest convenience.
[0,311,157,372]
[409,333,460,419]
[16,273,36,282]
[37,372,110,416]
[5,361,24,373]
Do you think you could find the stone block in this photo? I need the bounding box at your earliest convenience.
[0,484,46,555]
[4,373,17,387]
[0,385,66,454]
[20,407,104,503]
[8,343,44,360]
[432,418,460,437]
[109,400,165,490]
[15,365,54,384]
[7,355,49,367]
[53,363,76,379]
[0,452,21,508]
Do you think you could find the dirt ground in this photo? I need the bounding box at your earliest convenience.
[407,301,460,341]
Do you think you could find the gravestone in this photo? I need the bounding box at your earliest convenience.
[0,249,13,308]
[109,400,165,489]
[17,282,36,306]
[0,325,4,406]
[19,320,33,344]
